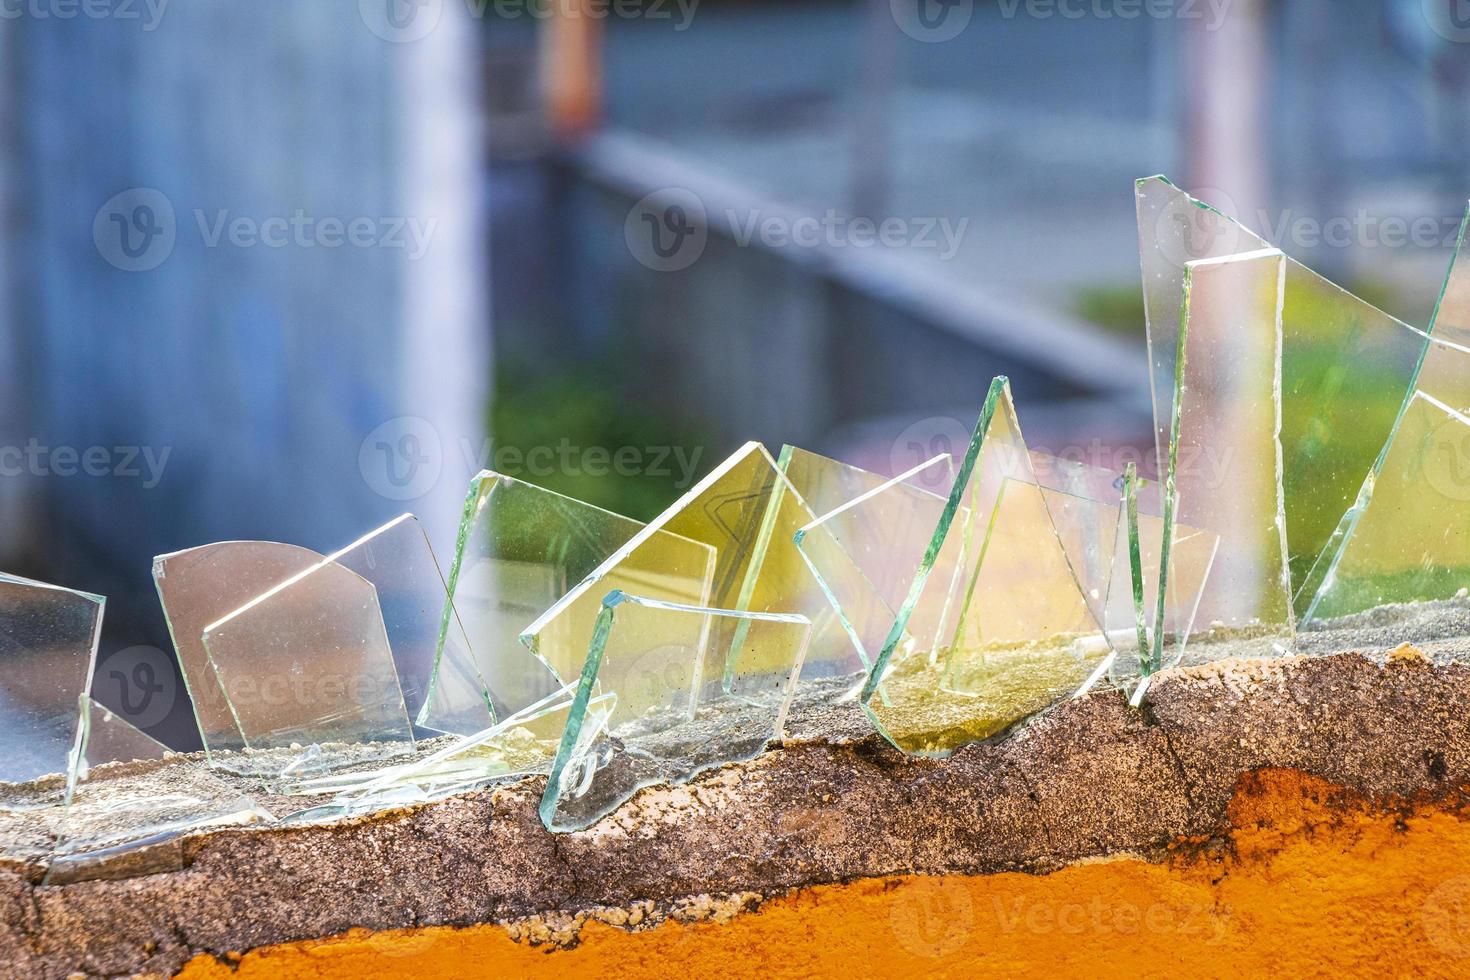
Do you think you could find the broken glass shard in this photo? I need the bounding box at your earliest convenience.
[799,378,1106,757]
[154,542,329,759]
[1137,176,1433,611]
[540,591,810,832]
[781,445,954,683]
[1303,207,1470,624]
[436,471,639,721]
[0,573,103,802]
[201,514,490,778]
[47,693,271,884]
[1304,392,1470,621]
[1157,247,1294,661]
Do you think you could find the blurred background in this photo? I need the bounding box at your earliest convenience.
[3,0,1469,747]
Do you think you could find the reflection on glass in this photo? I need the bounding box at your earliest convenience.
[0,573,103,799]
[540,591,809,832]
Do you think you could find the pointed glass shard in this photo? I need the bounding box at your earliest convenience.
[1303,208,1470,624]
[154,542,330,759]
[1303,392,1470,620]
[540,591,810,832]
[0,573,103,802]
[1137,176,1433,611]
[522,443,835,830]
[520,442,837,688]
[781,446,955,684]
[47,694,272,883]
[201,515,491,779]
[799,379,1105,757]
[436,471,639,720]
[1156,248,1294,660]
[790,453,955,683]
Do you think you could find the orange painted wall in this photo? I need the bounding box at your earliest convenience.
[177,771,1470,979]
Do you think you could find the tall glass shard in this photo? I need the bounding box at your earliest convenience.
[201,514,490,777]
[1303,208,1470,624]
[437,471,641,719]
[540,591,810,832]
[797,378,1106,758]
[153,542,329,759]
[0,573,103,801]
[1137,176,1432,609]
[1159,249,1293,660]
[48,694,271,884]
[1305,393,1470,620]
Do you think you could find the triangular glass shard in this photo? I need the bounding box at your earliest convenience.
[1155,248,1294,661]
[200,514,490,780]
[540,591,810,832]
[781,445,955,684]
[799,378,1105,758]
[47,694,272,884]
[0,573,103,804]
[154,541,330,760]
[522,443,834,831]
[1302,207,1470,624]
[791,453,955,686]
[1304,392,1470,621]
[435,471,639,720]
[1137,176,1434,610]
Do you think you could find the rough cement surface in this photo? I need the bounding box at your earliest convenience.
[4,646,1470,978]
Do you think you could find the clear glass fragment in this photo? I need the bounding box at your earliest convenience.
[0,573,103,801]
[437,471,639,720]
[201,515,490,778]
[47,694,272,884]
[1137,176,1433,610]
[153,541,329,759]
[540,591,810,832]
[1304,392,1470,620]
[799,378,1106,758]
[1158,248,1294,660]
